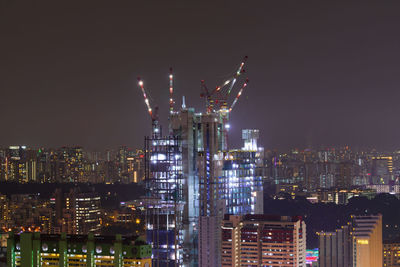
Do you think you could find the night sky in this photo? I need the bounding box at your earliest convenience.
[1,1,400,151]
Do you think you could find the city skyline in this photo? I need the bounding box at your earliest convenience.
[2,2,400,266]
[2,1,400,150]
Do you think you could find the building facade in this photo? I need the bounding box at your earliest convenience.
[351,215,382,267]
[145,100,265,266]
[383,239,400,267]
[318,226,351,267]
[144,135,184,267]
[221,214,307,267]
[318,214,382,267]
[7,232,151,267]
[220,130,264,215]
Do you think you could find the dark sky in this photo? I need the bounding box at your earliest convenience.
[1,1,400,151]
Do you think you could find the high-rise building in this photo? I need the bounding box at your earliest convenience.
[146,106,265,266]
[144,135,184,267]
[221,214,307,267]
[0,194,9,223]
[6,146,27,183]
[196,112,225,267]
[61,190,101,235]
[37,148,51,183]
[57,147,85,183]
[117,146,128,181]
[140,58,257,267]
[7,232,152,266]
[25,149,37,182]
[127,150,145,183]
[170,107,201,266]
[336,162,352,189]
[383,239,400,267]
[351,214,382,267]
[219,129,264,215]
[317,225,351,267]
[318,214,382,267]
[371,156,393,184]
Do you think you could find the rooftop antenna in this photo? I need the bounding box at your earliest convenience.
[182,95,186,109]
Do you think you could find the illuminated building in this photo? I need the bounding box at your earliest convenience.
[319,173,335,189]
[63,190,101,235]
[383,239,400,267]
[220,129,264,215]
[0,232,8,248]
[196,112,225,267]
[6,146,27,183]
[306,249,319,266]
[0,149,5,181]
[117,146,128,174]
[127,150,145,183]
[351,214,382,267]
[160,109,263,266]
[139,57,255,267]
[318,215,382,267]
[169,107,201,266]
[37,148,51,183]
[366,184,390,193]
[0,194,9,223]
[7,232,151,267]
[58,147,85,183]
[371,156,393,184]
[144,135,184,267]
[112,208,135,223]
[221,214,307,267]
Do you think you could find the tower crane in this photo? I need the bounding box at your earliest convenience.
[199,56,249,149]
[137,77,161,138]
[200,56,248,113]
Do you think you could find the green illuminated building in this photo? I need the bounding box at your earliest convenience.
[7,232,151,266]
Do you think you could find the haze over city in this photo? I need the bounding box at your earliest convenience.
[2,1,400,150]
[3,2,400,267]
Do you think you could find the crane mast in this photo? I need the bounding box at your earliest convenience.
[200,56,248,113]
[169,67,174,114]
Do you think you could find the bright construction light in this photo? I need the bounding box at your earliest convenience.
[150,153,167,161]
[225,124,231,129]
[169,75,173,79]
[139,81,143,86]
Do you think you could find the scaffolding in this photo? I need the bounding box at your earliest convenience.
[144,136,184,267]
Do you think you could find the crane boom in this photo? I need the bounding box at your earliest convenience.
[169,67,174,114]
[212,56,248,96]
[200,56,248,113]
[227,55,247,95]
[137,77,154,119]
[229,79,249,112]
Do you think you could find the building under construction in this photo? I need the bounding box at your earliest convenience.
[144,135,183,266]
[137,57,264,267]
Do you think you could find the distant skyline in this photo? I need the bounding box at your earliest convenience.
[1,1,400,150]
